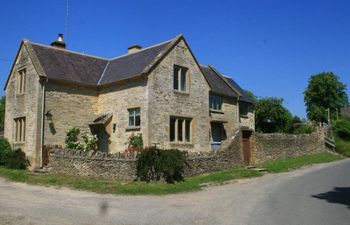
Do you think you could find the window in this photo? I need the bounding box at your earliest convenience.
[239,102,249,116]
[170,116,192,143]
[173,65,188,92]
[209,94,222,110]
[128,108,141,127]
[18,68,26,94]
[14,117,26,142]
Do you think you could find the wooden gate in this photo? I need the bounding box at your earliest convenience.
[242,131,251,165]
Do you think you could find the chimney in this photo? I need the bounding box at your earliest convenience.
[128,44,142,54]
[51,33,66,49]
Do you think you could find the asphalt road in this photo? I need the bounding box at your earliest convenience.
[0,159,349,225]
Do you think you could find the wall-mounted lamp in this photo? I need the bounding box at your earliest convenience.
[45,111,53,123]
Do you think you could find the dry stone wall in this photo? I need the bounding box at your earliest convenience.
[48,130,244,180]
[251,128,325,165]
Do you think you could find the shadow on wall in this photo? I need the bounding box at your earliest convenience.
[312,187,350,209]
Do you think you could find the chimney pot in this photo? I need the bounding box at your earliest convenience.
[51,33,66,49]
[128,44,142,54]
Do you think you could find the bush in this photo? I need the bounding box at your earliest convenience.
[65,128,98,151]
[125,133,143,154]
[136,147,186,183]
[65,127,80,149]
[3,149,30,169]
[334,118,350,141]
[0,138,11,166]
[292,125,316,134]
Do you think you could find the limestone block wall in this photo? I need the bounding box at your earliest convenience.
[239,106,255,131]
[251,128,325,165]
[97,78,149,153]
[44,82,98,147]
[4,46,43,168]
[148,39,211,152]
[209,96,240,144]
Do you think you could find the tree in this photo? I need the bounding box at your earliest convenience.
[0,96,5,128]
[304,72,348,122]
[255,97,293,133]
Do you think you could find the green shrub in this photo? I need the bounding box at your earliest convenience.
[65,127,80,149]
[136,147,186,183]
[128,133,143,148]
[80,133,98,151]
[334,118,350,141]
[3,149,30,169]
[0,138,11,166]
[292,125,316,134]
[65,128,98,151]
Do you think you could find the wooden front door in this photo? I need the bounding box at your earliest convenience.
[242,131,251,165]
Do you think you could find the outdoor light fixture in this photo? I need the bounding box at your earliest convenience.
[45,111,53,123]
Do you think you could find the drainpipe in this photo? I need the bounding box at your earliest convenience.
[40,78,48,168]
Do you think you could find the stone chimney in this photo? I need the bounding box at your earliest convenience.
[128,44,142,54]
[51,33,66,49]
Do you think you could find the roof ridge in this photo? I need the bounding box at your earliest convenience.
[29,41,109,61]
[108,37,176,61]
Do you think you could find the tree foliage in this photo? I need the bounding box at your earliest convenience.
[304,72,348,122]
[255,97,293,133]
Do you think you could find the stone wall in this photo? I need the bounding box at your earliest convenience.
[251,128,325,165]
[147,39,212,152]
[48,130,244,180]
[4,44,43,168]
[44,82,98,147]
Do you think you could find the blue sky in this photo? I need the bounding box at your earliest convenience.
[1,0,349,118]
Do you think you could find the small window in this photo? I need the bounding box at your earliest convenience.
[239,102,249,116]
[128,108,141,127]
[209,94,222,110]
[169,116,192,143]
[173,65,188,92]
[18,68,26,94]
[14,117,26,142]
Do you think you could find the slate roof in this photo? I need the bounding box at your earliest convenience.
[200,65,238,98]
[99,41,172,84]
[31,43,108,85]
[17,35,253,104]
[200,65,254,104]
[28,38,174,86]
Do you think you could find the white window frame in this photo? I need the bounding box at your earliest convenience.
[128,108,141,127]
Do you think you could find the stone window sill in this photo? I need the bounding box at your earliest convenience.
[169,142,194,147]
[240,114,249,118]
[173,90,190,96]
[13,141,25,145]
[210,109,224,114]
[125,126,141,131]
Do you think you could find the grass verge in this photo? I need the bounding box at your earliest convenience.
[257,152,343,173]
[335,136,350,157]
[0,152,343,195]
[0,167,261,195]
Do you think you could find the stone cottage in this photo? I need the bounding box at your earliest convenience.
[4,34,254,168]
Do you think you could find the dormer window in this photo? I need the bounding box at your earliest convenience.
[209,94,222,110]
[17,68,26,94]
[174,65,189,92]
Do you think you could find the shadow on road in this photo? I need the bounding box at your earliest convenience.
[312,187,350,209]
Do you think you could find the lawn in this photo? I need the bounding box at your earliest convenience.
[0,167,261,195]
[0,152,343,195]
[257,152,343,173]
